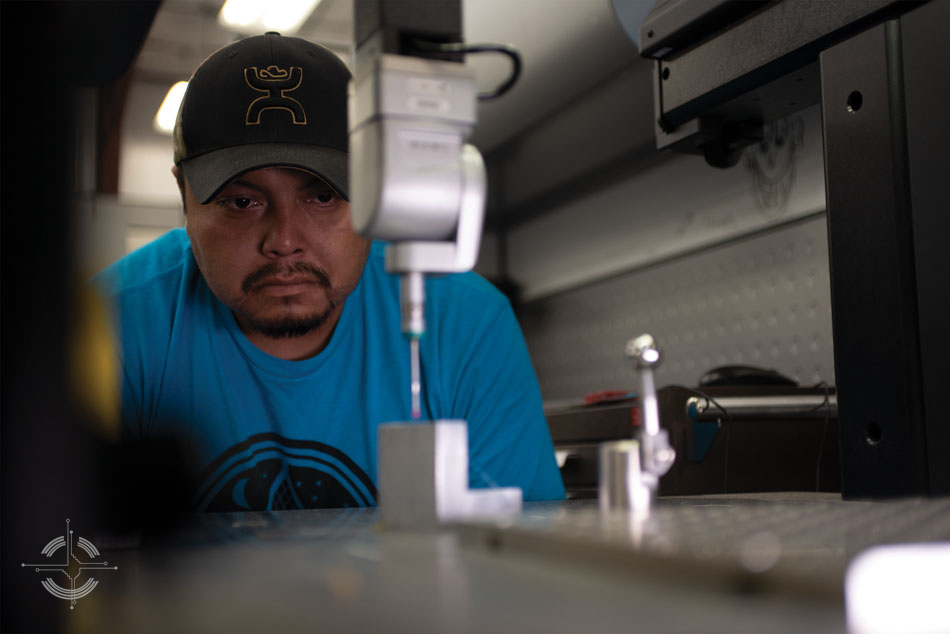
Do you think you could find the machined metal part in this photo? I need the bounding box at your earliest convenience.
[599,334,676,516]
[378,421,522,530]
[599,440,651,516]
[626,334,675,481]
[626,334,661,436]
[625,333,661,368]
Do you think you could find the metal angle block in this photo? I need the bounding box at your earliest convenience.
[378,420,522,530]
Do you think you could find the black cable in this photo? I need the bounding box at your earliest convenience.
[680,387,732,494]
[811,381,832,492]
[409,39,522,101]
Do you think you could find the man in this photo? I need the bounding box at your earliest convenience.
[93,32,564,512]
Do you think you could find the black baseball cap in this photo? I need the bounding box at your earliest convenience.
[173,32,350,204]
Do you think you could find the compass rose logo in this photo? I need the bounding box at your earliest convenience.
[21,519,117,610]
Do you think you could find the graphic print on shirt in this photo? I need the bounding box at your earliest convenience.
[193,433,377,512]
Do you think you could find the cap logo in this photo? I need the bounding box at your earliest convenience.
[244,65,307,125]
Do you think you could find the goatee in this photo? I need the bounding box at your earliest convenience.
[244,302,336,339]
[240,261,336,338]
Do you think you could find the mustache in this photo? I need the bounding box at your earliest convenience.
[242,262,331,293]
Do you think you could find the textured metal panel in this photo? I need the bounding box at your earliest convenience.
[520,215,834,403]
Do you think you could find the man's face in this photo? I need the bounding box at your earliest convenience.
[182,166,370,347]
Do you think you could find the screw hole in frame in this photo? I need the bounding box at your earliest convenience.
[847,90,863,113]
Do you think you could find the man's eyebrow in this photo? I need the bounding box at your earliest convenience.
[299,176,339,194]
[218,174,338,195]
[300,175,332,188]
[220,178,263,193]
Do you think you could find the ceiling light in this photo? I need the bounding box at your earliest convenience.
[218,0,322,34]
[220,0,260,27]
[154,81,188,135]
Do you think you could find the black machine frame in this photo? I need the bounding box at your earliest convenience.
[642,0,949,497]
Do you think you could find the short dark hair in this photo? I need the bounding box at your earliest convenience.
[175,168,186,210]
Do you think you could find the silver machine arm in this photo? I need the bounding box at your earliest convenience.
[349,0,520,529]
[349,1,486,421]
[349,53,485,266]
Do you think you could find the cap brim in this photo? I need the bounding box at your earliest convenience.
[181,144,348,204]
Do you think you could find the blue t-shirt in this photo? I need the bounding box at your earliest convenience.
[92,229,564,511]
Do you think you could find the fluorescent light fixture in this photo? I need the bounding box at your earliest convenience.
[218,0,322,34]
[154,81,188,135]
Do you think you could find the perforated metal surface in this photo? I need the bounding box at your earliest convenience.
[97,500,857,634]
[520,215,835,402]
[459,495,950,601]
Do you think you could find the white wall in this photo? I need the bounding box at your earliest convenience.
[71,82,184,277]
[120,81,182,202]
[72,80,186,277]
[508,106,826,301]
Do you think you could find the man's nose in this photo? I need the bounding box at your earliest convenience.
[261,203,305,257]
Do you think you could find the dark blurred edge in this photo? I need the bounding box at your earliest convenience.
[1,3,162,632]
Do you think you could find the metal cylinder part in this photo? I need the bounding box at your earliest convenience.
[599,440,652,515]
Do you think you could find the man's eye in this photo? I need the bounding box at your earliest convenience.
[216,196,257,210]
[309,191,337,205]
